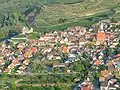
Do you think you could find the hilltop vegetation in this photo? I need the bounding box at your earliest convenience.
[0,0,120,39]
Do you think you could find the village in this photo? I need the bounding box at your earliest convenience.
[0,20,120,90]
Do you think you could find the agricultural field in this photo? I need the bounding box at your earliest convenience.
[36,0,120,31]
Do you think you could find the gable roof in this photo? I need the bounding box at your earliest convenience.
[100,70,109,77]
[62,46,69,53]
[97,32,106,42]
[12,59,19,65]
[23,59,30,65]
[0,59,5,64]
[31,47,38,53]
[94,60,103,65]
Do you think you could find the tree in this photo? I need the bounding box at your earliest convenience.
[49,86,55,90]
[103,46,114,57]
[110,18,117,23]
[82,52,91,59]
[72,61,85,72]
[115,40,120,54]
[60,53,68,63]
[57,18,67,23]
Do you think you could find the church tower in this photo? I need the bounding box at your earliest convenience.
[98,21,105,32]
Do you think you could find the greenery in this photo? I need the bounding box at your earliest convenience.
[0,0,120,89]
[10,86,70,90]
[27,32,40,39]
[0,0,120,39]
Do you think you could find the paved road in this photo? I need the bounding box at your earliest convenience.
[17,83,72,87]
[15,72,81,76]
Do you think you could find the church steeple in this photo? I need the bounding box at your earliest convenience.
[98,21,105,32]
[100,22,104,31]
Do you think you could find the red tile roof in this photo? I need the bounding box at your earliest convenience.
[115,54,120,57]
[23,59,30,65]
[8,63,14,69]
[4,68,11,73]
[12,59,19,65]
[0,59,5,64]
[31,47,38,53]
[100,70,109,77]
[81,83,93,90]
[97,32,106,42]
[94,60,103,65]
[62,46,69,53]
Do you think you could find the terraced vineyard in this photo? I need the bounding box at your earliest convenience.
[0,0,120,38]
[36,0,120,31]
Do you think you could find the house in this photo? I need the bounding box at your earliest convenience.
[115,62,120,69]
[95,24,115,45]
[79,37,88,46]
[50,44,54,49]
[55,36,60,42]
[53,63,69,68]
[16,70,24,74]
[100,70,111,90]
[30,47,38,54]
[64,38,69,42]
[19,65,27,70]
[62,46,69,53]
[100,70,109,81]
[107,78,119,90]
[96,31,110,45]
[79,27,87,35]
[24,51,32,58]
[0,53,4,58]
[92,56,97,61]
[4,68,11,74]
[80,82,93,90]
[18,47,24,52]
[44,48,52,53]
[12,59,20,66]
[114,54,120,58]
[17,43,26,49]
[100,81,108,90]
[60,40,65,44]
[23,59,30,65]
[29,28,34,33]
[18,55,24,61]
[92,23,100,32]
[107,61,116,73]
[22,27,33,34]
[100,73,120,90]
[42,34,55,42]
[0,59,5,65]
[98,55,103,60]
[54,55,61,60]
[67,35,78,43]
[0,69,2,73]
[8,63,14,69]
[67,53,76,62]
[110,41,119,48]
[3,49,11,56]
[47,55,54,60]
[69,47,79,53]
[30,40,46,46]
[94,60,103,66]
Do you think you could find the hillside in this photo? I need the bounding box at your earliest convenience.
[0,0,120,38]
[36,0,120,31]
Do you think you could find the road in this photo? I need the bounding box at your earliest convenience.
[15,72,81,76]
[17,83,72,87]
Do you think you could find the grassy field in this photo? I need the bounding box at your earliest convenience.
[26,32,40,39]
[35,0,120,32]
